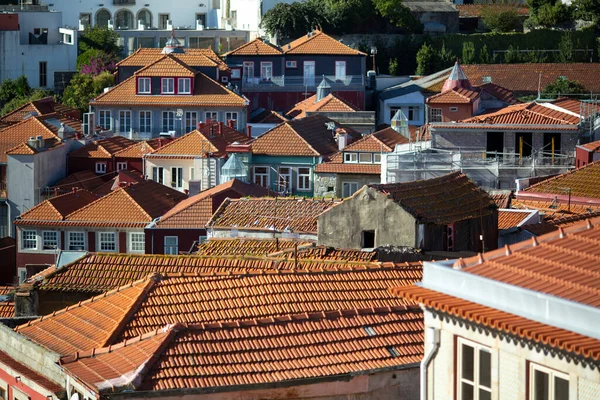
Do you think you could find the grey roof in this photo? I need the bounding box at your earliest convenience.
[448,62,468,81]
[378,66,453,101]
[403,0,458,12]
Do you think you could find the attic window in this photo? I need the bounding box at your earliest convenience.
[450,107,458,113]
[386,346,400,358]
[362,230,375,248]
[344,152,358,163]
[363,326,377,336]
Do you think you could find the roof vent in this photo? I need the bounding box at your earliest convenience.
[482,76,492,84]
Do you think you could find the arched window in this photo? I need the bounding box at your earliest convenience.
[137,9,152,28]
[115,9,134,30]
[95,9,111,28]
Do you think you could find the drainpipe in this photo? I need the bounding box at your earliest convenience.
[421,326,440,400]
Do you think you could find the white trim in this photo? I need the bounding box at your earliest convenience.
[260,61,273,81]
[95,162,107,174]
[128,232,145,253]
[118,110,132,134]
[205,111,218,122]
[358,153,373,164]
[178,78,191,94]
[296,167,312,192]
[457,337,492,400]
[98,231,117,252]
[342,182,359,197]
[98,110,112,130]
[164,235,178,255]
[161,77,175,94]
[21,229,37,251]
[138,77,151,94]
[344,152,358,163]
[41,230,59,251]
[529,363,570,400]
[67,231,86,251]
[117,162,128,171]
[139,110,152,133]
[252,165,270,188]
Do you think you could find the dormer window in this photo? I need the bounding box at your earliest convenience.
[178,78,191,94]
[344,152,358,163]
[359,153,372,163]
[161,78,174,94]
[138,77,151,94]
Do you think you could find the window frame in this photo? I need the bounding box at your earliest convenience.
[335,60,347,80]
[344,152,358,163]
[342,182,359,197]
[158,13,170,29]
[260,62,273,81]
[117,162,128,171]
[128,232,145,253]
[297,167,311,192]
[205,111,218,122]
[457,337,492,400]
[225,112,238,129]
[41,231,58,251]
[242,61,254,77]
[450,106,459,113]
[164,236,178,255]
[408,106,417,121]
[303,60,316,87]
[152,166,164,184]
[430,108,443,123]
[253,166,269,188]
[98,110,112,130]
[171,166,183,189]
[162,111,175,132]
[161,78,175,94]
[95,162,107,174]
[119,110,132,133]
[138,77,151,94]
[98,232,117,252]
[358,153,373,164]
[39,61,47,87]
[139,110,152,133]
[184,111,198,132]
[178,78,191,94]
[529,362,570,400]
[68,231,86,251]
[374,153,382,163]
[21,230,37,250]
[277,166,292,193]
[231,68,241,79]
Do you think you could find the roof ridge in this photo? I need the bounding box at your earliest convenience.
[120,184,154,221]
[223,37,282,56]
[64,186,124,220]
[286,121,321,156]
[134,54,196,76]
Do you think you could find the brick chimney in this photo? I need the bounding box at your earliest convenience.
[218,121,223,135]
[227,119,234,129]
[247,125,252,138]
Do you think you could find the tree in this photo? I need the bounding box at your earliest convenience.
[557,31,574,63]
[80,53,118,76]
[503,45,522,63]
[462,42,476,64]
[372,0,423,31]
[416,43,437,75]
[324,0,373,33]
[478,44,493,64]
[572,0,600,25]
[61,72,115,114]
[543,77,586,98]
[481,4,521,32]
[260,1,326,39]
[527,0,572,27]
[437,42,455,69]
[79,26,123,56]
[389,58,399,76]
[0,76,32,106]
[0,90,52,117]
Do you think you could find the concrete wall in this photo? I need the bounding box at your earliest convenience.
[314,173,380,198]
[318,187,417,249]
[380,90,425,126]
[145,157,222,192]
[209,228,317,242]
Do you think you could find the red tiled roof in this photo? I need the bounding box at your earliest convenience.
[551,97,600,117]
[196,238,314,256]
[524,161,600,199]
[286,93,359,119]
[511,198,600,215]
[579,140,600,152]
[521,211,600,236]
[249,109,288,124]
[68,136,136,159]
[497,209,537,229]
[208,197,341,234]
[457,3,529,18]
[478,82,520,105]
[315,163,381,174]
[116,47,228,71]
[0,286,13,318]
[487,191,513,208]
[0,97,78,124]
[51,171,112,195]
[369,172,495,224]
[0,351,63,394]
[155,179,276,229]
[427,88,479,104]
[134,54,196,77]
[223,38,283,56]
[113,138,172,158]
[0,115,69,162]
[283,29,366,55]
[15,190,98,224]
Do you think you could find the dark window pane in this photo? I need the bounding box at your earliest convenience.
[479,389,491,400]
[554,376,569,400]
[461,382,474,400]
[479,349,491,388]
[534,370,550,400]
[461,344,475,382]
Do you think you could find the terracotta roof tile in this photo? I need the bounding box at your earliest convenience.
[524,161,600,199]
[15,190,98,224]
[0,97,79,124]
[579,140,600,152]
[196,238,313,256]
[116,48,228,71]
[283,29,366,55]
[208,197,341,233]
[155,179,276,229]
[113,138,172,158]
[521,211,600,235]
[512,199,600,215]
[0,116,66,162]
[61,307,422,393]
[223,38,283,56]
[457,3,529,17]
[487,190,513,208]
[286,93,359,119]
[427,88,479,104]
[0,286,13,318]
[69,136,136,159]
[551,97,600,117]
[249,109,288,124]
[497,209,538,229]
[51,171,112,195]
[0,350,63,393]
[369,172,495,224]
[315,163,381,174]
[271,245,379,262]
[478,82,520,105]
[134,54,196,77]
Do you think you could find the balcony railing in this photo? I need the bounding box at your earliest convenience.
[240,75,365,92]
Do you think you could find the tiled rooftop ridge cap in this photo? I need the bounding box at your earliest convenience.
[453,217,598,269]
[58,304,418,364]
[523,159,600,192]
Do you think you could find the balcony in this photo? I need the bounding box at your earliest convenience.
[240,75,365,92]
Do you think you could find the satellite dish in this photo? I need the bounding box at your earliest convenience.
[176,109,184,117]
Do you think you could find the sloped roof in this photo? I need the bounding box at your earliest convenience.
[524,161,600,199]
[196,238,313,256]
[15,190,98,224]
[283,29,366,55]
[251,114,360,157]
[487,190,513,208]
[286,93,359,119]
[0,115,69,162]
[113,138,172,158]
[497,209,538,230]
[68,136,136,159]
[478,82,520,105]
[368,172,495,224]
[457,3,529,17]
[249,108,288,124]
[60,307,422,393]
[223,37,283,56]
[0,97,79,124]
[208,197,341,233]
[51,171,112,195]
[427,87,479,104]
[551,97,600,117]
[116,47,228,71]
[155,179,276,229]
[0,351,63,394]
[134,54,196,77]
[521,211,600,236]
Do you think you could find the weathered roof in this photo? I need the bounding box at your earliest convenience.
[68,136,136,159]
[497,209,538,230]
[134,54,196,77]
[283,29,366,56]
[0,97,78,124]
[457,3,529,18]
[0,351,63,394]
[15,190,98,224]
[427,87,479,104]
[286,93,359,119]
[196,238,314,257]
[249,108,288,124]
[113,138,172,158]
[223,37,283,56]
[524,161,600,199]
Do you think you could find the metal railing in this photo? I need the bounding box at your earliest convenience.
[240,75,365,92]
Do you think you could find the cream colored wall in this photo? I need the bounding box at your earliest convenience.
[423,310,600,400]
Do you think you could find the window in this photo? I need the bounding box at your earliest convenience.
[115,9,134,29]
[139,110,152,133]
[450,107,459,112]
[161,78,175,94]
[359,153,373,163]
[253,166,269,187]
[344,152,358,163]
[138,9,152,27]
[99,110,111,130]
[408,106,418,121]
[335,61,346,80]
[21,230,37,250]
[42,231,58,250]
[185,111,197,132]
[158,13,170,29]
[286,60,297,68]
[138,77,151,94]
[446,224,455,251]
[231,69,241,79]
[390,107,401,122]
[374,153,382,163]
[178,78,191,94]
[297,167,311,191]
[303,61,315,87]
[117,162,128,171]
[152,166,164,184]
[189,36,213,49]
[430,108,442,123]
[171,167,183,189]
[119,110,131,133]
[196,13,206,26]
[277,166,292,193]
[39,61,47,87]
[17,268,27,284]
[342,182,359,197]
[164,236,178,255]
[96,9,111,28]
[458,338,492,400]
[530,363,569,400]
[95,162,107,174]
[362,230,375,248]
[162,111,175,132]
[0,386,5,399]
[225,112,238,129]
[205,111,218,122]
[99,232,117,252]
[189,167,195,181]
[68,232,85,251]
[260,62,273,81]
[80,13,92,28]
[243,61,254,78]
[129,232,145,253]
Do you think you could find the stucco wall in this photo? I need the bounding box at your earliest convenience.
[317,187,416,249]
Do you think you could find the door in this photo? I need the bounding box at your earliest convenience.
[303,61,315,87]
[277,167,292,193]
[515,132,533,157]
[486,132,504,158]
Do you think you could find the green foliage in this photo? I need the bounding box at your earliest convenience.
[61,72,115,114]
[542,76,586,98]
[478,44,493,64]
[526,0,572,28]
[0,76,33,106]
[77,49,103,70]
[372,0,422,31]
[438,42,456,68]
[260,1,326,39]
[388,58,399,75]
[79,26,123,56]
[481,5,521,32]
[0,90,52,117]
[503,45,521,63]
[572,0,600,25]
[462,42,476,64]
[324,0,372,32]
[557,31,574,63]
[416,43,437,75]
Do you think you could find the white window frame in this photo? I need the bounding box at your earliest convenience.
[41,231,58,250]
[242,61,254,77]
[359,153,373,163]
[171,167,183,189]
[161,78,175,94]
[162,111,175,132]
[21,230,37,250]
[253,166,269,188]
[344,152,358,163]
[529,363,570,400]
[342,182,359,197]
[303,60,315,87]
[128,232,145,253]
[225,112,238,129]
[408,106,417,121]
[457,337,492,400]
[374,153,382,163]
[231,68,241,79]
[138,77,151,94]
[178,78,191,94]
[205,111,218,122]
[164,236,178,255]
[98,232,117,252]
[450,106,459,112]
[189,166,195,181]
[68,231,86,251]
[119,110,132,133]
[184,111,198,132]
[95,162,107,174]
[430,108,442,123]
[117,162,128,171]
[98,110,111,130]
[152,166,164,184]
[277,166,292,193]
[335,61,347,80]
[260,62,273,81]
[297,167,311,192]
[139,110,152,133]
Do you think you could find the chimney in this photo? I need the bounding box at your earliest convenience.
[184,189,189,195]
[36,135,44,148]
[197,122,205,130]
[157,138,163,148]
[72,187,77,194]
[227,120,234,129]
[218,121,223,135]
[54,187,59,196]
[336,128,348,151]
[58,123,66,140]
[247,125,252,138]
[27,137,38,149]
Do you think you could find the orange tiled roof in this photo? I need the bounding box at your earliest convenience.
[488,190,513,208]
[113,138,172,159]
[51,171,112,195]
[271,245,379,262]
[524,161,600,199]
[0,116,66,162]
[511,198,600,215]
[91,72,246,108]
[20,264,422,353]
[315,163,381,175]
[0,351,62,393]
[0,286,13,318]
[60,307,422,393]
[209,197,341,233]
[134,54,196,77]
[68,136,136,159]
[497,209,537,229]
[116,48,228,71]
[369,171,495,224]
[579,140,600,152]
[478,82,520,105]
[223,38,283,56]
[155,179,276,229]
[196,238,314,256]
[286,93,359,119]
[427,88,479,104]
[0,97,79,124]
[250,109,288,124]
[552,97,600,117]
[521,211,600,236]
[457,3,529,18]
[15,190,98,224]
[148,123,250,158]
[283,29,366,55]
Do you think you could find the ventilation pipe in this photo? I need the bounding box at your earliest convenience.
[421,327,440,400]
